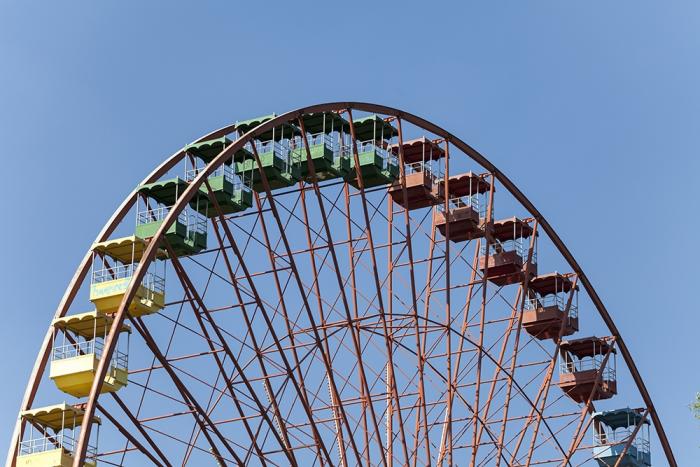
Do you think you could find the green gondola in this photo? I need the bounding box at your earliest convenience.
[135,178,207,256]
[290,112,351,181]
[345,115,399,188]
[185,138,253,216]
[234,115,301,192]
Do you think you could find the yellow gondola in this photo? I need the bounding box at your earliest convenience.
[89,236,166,317]
[50,310,131,397]
[17,403,100,466]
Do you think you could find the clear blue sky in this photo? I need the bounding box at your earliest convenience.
[1,1,698,465]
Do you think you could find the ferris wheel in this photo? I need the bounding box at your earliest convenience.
[8,103,675,466]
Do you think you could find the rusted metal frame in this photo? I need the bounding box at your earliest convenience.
[284,119,386,467]
[469,173,497,466]
[446,293,528,393]
[492,220,539,466]
[296,185,402,458]
[386,196,395,467]
[109,394,172,467]
[438,270,506,464]
[517,408,583,465]
[132,317,245,464]
[465,357,556,465]
[294,117,389,465]
[181,253,239,287]
[208,208,334,464]
[471,285,523,455]
[517,275,581,467]
[20,103,674,467]
[250,201,361,460]
[119,246,224,465]
[346,108,410,466]
[390,117,432,466]
[130,316,239,465]
[564,419,595,466]
[128,348,226,375]
[251,189,331,465]
[25,126,225,466]
[441,140,455,467]
[516,362,559,466]
[360,314,517,465]
[184,374,267,461]
[355,103,675,465]
[245,140,359,466]
[125,419,258,465]
[428,195,476,460]
[187,320,350,462]
[95,402,166,467]
[412,212,440,467]
[434,339,557,464]
[450,361,554,460]
[164,242,276,466]
[612,409,649,467]
[201,185,333,465]
[562,339,616,465]
[171,105,684,464]
[298,182,349,466]
[128,381,200,410]
[138,410,199,424]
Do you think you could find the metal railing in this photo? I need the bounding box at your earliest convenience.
[136,205,207,235]
[480,239,538,264]
[525,295,578,318]
[291,132,339,165]
[186,164,250,196]
[353,140,399,170]
[19,433,97,458]
[437,194,484,217]
[242,140,292,173]
[560,356,616,380]
[595,429,650,456]
[51,339,128,370]
[185,163,237,183]
[305,132,334,151]
[92,265,165,294]
[254,140,290,158]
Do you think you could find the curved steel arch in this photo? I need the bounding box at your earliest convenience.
[7,102,675,467]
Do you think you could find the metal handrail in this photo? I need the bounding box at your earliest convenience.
[185,163,237,184]
[51,340,128,370]
[291,133,337,164]
[437,194,482,215]
[92,265,165,294]
[19,433,97,458]
[255,140,290,157]
[243,140,292,171]
[352,140,399,170]
[480,239,538,264]
[136,205,207,235]
[91,263,136,282]
[303,132,333,150]
[525,295,578,318]
[595,429,650,455]
[560,357,616,380]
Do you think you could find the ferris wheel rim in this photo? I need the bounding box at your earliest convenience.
[7,101,675,467]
